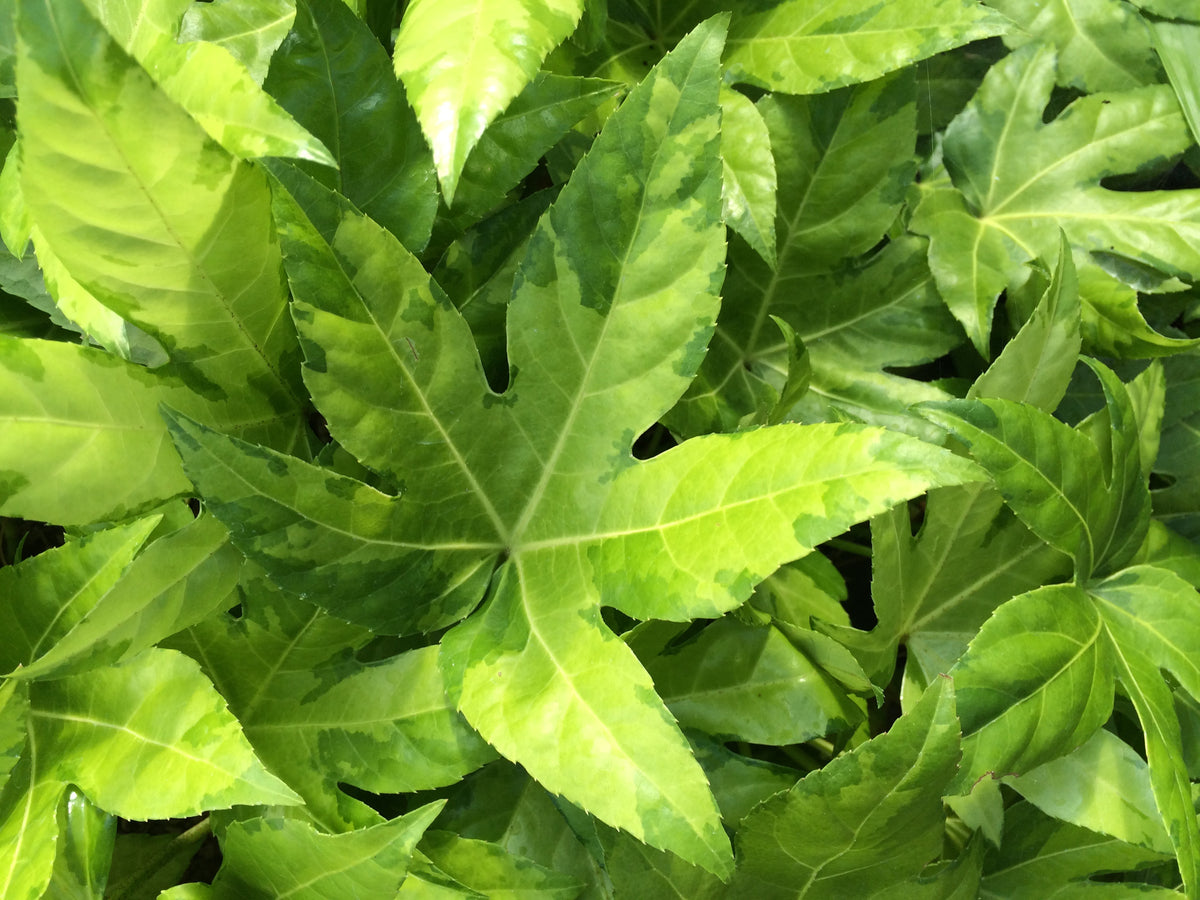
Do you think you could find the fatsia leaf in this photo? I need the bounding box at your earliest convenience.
[12,514,243,681]
[211,804,442,899]
[0,754,60,900]
[719,86,776,268]
[46,790,115,899]
[730,677,960,899]
[0,680,25,788]
[26,648,301,818]
[392,0,586,202]
[0,516,159,674]
[911,43,1200,353]
[179,0,295,84]
[174,19,981,872]
[723,0,1009,94]
[1006,728,1171,853]
[923,359,1151,581]
[166,584,492,831]
[81,0,334,166]
[979,802,1172,899]
[1152,19,1200,148]
[1153,350,1200,540]
[950,584,1113,791]
[969,233,1081,413]
[0,338,193,525]
[264,0,438,252]
[642,617,862,745]
[15,0,308,449]
[599,826,725,900]
[985,0,1161,92]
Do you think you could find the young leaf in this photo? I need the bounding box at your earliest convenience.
[12,514,243,680]
[211,804,443,899]
[418,831,584,899]
[730,677,960,899]
[979,802,1173,898]
[642,617,862,745]
[911,43,1200,353]
[263,0,438,252]
[0,754,61,900]
[16,0,307,445]
[179,0,295,84]
[392,0,586,202]
[46,790,116,899]
[723,0,1008,94]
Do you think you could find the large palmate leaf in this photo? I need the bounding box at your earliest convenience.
[170,19,981,873]
[722,0,1008,94]
[392,0,585,203]
[730,677,960,899]
[264,0,437,253]
[15,0,307,449]
[911,43,1200,354]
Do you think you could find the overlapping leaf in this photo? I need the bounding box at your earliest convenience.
[264,0,437,252]
[15,0,308,451]
[165,583,493,832]
[723,0,1009,94]
[392,0,585,202]
[730,677,960,899]
[911,43,1200,354]
[170,19,980,873]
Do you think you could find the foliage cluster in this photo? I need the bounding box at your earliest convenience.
[3,0,1200,896]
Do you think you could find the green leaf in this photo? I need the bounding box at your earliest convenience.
[393,0,585,202]
[969,233,1082,412]
[985,0,1161,92]
[16,0,306,444]
[730,677,960,899]
[1152,19,1200,148]
[600,826,725,900]
[1006,728,1172,853]
[12,514,243,680]
[719,86,776,268]
[0,680,26,788]
[724,0,1009,94]
[642,617,862,745]
[264,0,438,252]
[81,0,335,166]
[0,516,159,674]
[176,18,981,873]
[28,648,301,818]
[911,43,1200,353]
[418,831,584,899]
[949,584,1114,791]
[923,359,1151,581]
[45,789,116,899]
[0,754,62,900]
[167,584,491,831]
[211,804,442,899]
[1153,350,1200,540]
[179,0,295,84]
[0,339,193,525]
[451,72,623,219]
[979,802,1172,898]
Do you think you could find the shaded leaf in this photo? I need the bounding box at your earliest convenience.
[211,804,442,899]
[264,0,438,252]
[719,86,776,267]
[419,830,584,899]
[731,677,960,899]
